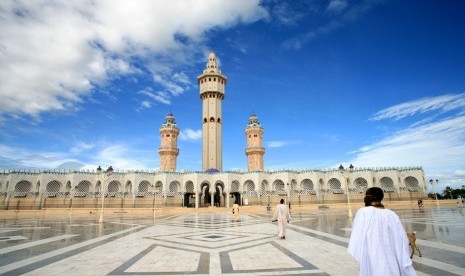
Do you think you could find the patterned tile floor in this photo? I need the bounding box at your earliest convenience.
[0,205,464,275]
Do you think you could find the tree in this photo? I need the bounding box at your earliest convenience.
[443,186,453,199]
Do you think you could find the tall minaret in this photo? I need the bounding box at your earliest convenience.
[158,113,180,171]
[198,52,227,171]
[245,113,265,171]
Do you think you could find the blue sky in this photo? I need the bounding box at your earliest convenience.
[1,0,465,192]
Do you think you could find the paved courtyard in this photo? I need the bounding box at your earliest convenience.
[1,205,465,275]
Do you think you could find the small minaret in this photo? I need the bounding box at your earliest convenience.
[245,113,265,171]
[158,113,180,171]
[198,52,227,171]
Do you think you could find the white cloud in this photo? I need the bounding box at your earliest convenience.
[326,0,348,13]
[267,141,287,148]
[138,88,171,105]
[350,95,465,191]
[89,143,148,170]
[70,141,95,155]
[454,170,465,177]
[370,93,465,121]
[0,0,267,120]
[138,101,152,110]
[179,129,202,141]
[0,141,155,171]
[0,144,82,169]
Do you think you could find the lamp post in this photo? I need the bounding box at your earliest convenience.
[429,179,439,206]
[97,165,113,224]
[286,183,290,206]
[152,184,156,225]
[339,164,353,218]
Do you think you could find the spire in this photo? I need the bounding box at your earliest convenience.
[203,52,222,74]
[247,113,261,128]
[162,113,176,127]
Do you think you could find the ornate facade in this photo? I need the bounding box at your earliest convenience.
[0,166,426,209]
[0,52,427,210]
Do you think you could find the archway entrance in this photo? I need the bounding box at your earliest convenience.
[230,192,241,205]
[214,182,225,207]
[184,193,195,207]
[200,182,210,207]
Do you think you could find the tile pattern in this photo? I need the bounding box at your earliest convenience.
[0,206,464,275]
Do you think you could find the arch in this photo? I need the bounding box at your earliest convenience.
[203,118,207,123]
[44,180,61,197]
[14,180,32,197]
[230,181,240,192]
[328,178,343,194]
[380,177,395,192]
[243,180,255,195]
[76,180,91,197]
[136,180,150,197]
[217,118,221,123]
[200,181,211,206]
[108,180,122,197]
[210,117,215,122]
[405,176,420,191]
[138,181,149,192]
[272,179,286,195]
[214,181,225,207]
[185,181,194,193]
[353,177,368,193]
[301,179,316,195]
[168,181,181,196]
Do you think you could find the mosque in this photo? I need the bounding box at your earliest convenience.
[0,53,427,210]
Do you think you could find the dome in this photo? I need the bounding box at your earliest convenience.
[205,168,220,173]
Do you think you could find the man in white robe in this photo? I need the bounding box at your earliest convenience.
[232,203,239,222]
[348,187,416,276]
[272,199,291,239]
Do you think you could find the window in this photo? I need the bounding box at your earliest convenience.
[217,118,221,123]
[210,117,215,122]
[254,134,257,137]
[214,78,216,81]
[203,118,207,123]
[166,134,170,137]
[209,78,211,81]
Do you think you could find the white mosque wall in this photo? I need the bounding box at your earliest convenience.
[0,167,426,209]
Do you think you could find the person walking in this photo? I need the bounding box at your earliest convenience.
[232,203,239,222]
[271,199,291,239]
[348,187,416,276]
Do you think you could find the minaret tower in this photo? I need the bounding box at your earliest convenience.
[198,52,227,171]
[158,113,180,171]
[245,113,265,171]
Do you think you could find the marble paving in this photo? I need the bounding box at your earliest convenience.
[0,206,464,275]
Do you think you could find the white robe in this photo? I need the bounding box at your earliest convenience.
[348,206,416,276]
[271,203,291,238]
[232,204,239,221]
